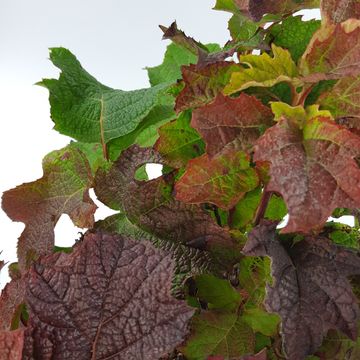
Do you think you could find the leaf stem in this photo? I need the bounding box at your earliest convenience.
[254,188,273,226]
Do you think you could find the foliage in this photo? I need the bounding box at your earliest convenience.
[2,1,360,359]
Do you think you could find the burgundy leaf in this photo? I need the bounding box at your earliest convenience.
[25,231,194,360]
[191,93,274,157]
[94,145,240,269]
[243,221,360,360]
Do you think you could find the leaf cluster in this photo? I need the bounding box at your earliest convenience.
[2,0,360,359]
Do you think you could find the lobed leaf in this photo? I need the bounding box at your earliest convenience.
[25,231,194,359]
[94,145,241,268]
[254,115,360,233]
[224,44,299,94]
[175,145,259,210]
[191,93,273,157]
[243,221,360,359]
[300,20,360,81]
[39,48,168,149]
[1,144,96,270]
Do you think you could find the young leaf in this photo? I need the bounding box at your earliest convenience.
[175,145,259,210]
[183,311,255,360]
[224,44,299,94]
[300,20,360,81]
[1,144,97,270]
[243,221,360,360]
[175,62,241,112]
[321,0,360,23]
[155,111,205,168]
[39,47,168,149]
[94,145,241,267]
[254,115,360,233]
[191,93,274,157]
[269,16,321,62]
[25,231,194,359]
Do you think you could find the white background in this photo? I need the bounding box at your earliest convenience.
[0,1,322,288]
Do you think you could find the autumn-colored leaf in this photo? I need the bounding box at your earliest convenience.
[243,221,360,360]
[175,145,259,210]
[25,231,194,359]
[191,93,273,157]
[319,76,360,119]
[224,44,299,94]
[1,144,96,270]
[321,0,360,23]
[155,111,205,168]
[234,0,320,21]
[0,329,26,360]
[254,115,360,233]
[175,62,241,112]
[0,279,25,331]
[95,213,217,295]
[300,20,360,81]
[94,145,241,268]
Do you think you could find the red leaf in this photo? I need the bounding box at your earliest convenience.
[25,231,194,359]
[254,116,360,233]
[0,329,26,360]
[175,62,240,113]
[243,221,360,360]
[191,93,273,157]
[175,145,259,210]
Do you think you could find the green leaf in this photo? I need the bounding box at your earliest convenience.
[107,99,176,161]
[224,44,299,94]
[242,308,280,337]
[271,102,332,126]
[183,312,255,360]
[195,274,241,311]
[228,13,259,42]
[231,189,287,230]
[155,110,205,168]
[213,0,238,13]
[39,47,168,148]
[147,43,197,86]
[269,16,321,62]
